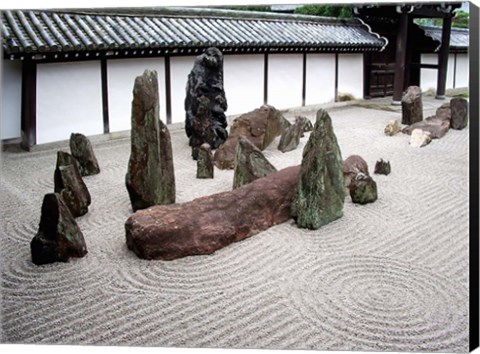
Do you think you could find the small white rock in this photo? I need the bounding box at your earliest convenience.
[410,129,432,148]
[384,119,401,136]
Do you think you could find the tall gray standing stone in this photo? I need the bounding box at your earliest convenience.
[197,143,214,179]
[31,193,87,265]
[54,151,91,217]
[70,133,100,176]
[401,86,423,125]
[278,119,304,153]
[126,70,175,212]
[450,97,469,130]
[291,109,344,230]
[185,47,228,159]
[233,136,277,189]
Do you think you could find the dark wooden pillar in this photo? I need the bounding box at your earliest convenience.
[436,15,452,99]
[101,58,110,134]
[334,53,339,102]
[263,53,269,105]
[363,52,372,99]
[301,52,307,106]
[21,60,37,150]
[165,56,172,124]
[392,10,409,104]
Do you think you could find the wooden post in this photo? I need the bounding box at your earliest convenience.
[302,52,307,106]
[363,52,372,99]
[101,58,110,134]
[21,60,37,150]
[436,15,452,99]
[263,53,269,105]
[165,56,172,124]
[392,10,409,105]
[334,53,339,102]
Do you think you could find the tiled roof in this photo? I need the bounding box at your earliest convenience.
[420,25,469,50]
[1,7,387,58]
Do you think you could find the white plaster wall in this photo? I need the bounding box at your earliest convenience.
[338,54,363,99]
[224,54,264,115]
[107,58,166,132]
[447,53,455,89]
[420,54,439,92]
[36,61,103,144]
[1,60,22,140]
[267,54,303,109]
[170,56,195,124]
[305,54,335,105]
[455,53,469,88]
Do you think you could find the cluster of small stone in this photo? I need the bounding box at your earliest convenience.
[388,85,468,148]
[31,133,100,265]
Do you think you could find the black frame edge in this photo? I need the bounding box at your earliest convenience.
[469,1,479,352]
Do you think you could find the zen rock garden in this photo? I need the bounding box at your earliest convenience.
[36,47,464,264]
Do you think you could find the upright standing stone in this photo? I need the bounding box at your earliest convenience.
[401,86,423,125]
[70,133,100,176]
[450,97,469,130]
[185,47,228,159]
[291,109,344,230]
[278,119,304,153]
[233,136,277,189]
[126,70,175,212]
[31,193,87,265]
[197,143,214,179]
[54,151,91,217]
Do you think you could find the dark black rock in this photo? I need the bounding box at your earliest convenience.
[31,193,87,265]
[126,70,175,211]
[54,151,91,217]
[70,133,100,176]
[185,47,228,159]
[374,159,391,175]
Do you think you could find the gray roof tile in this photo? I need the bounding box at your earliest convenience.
[420,25,469,50]
[1,8,388,57]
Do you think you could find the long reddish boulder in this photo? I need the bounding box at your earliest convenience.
[125,165,300,260]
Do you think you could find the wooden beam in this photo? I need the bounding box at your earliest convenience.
[165,56,172,124]
[392,11,409,104]
[436,16,452,99]
[363,52,372,99]
[20,60,36,150]
[100,58,109,134]
[301,52,306,106]
[334,53,339,102]
[263,53,268,105]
